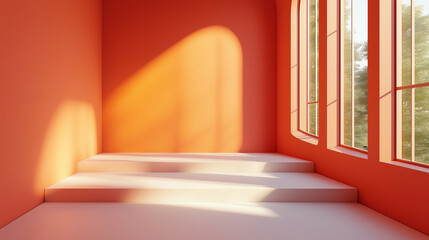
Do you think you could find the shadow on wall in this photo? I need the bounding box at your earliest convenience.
[104,26,244,152]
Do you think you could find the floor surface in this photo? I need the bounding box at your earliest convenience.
[0,202,427,240]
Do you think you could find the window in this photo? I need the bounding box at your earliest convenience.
[299,0,319,137]
[340,0,368,151]
[397,0,429,165]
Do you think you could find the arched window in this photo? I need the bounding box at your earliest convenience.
[397,0,429,165]
[299,0,319,137]
[340,0,368,151]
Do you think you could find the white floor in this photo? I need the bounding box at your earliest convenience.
[0,202,427,240]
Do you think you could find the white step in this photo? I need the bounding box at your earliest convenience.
[78,153,314,173]
[45,172,357,202]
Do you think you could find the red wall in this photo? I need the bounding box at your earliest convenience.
[277,0,429,235]
[102,0,277,153]
[0,0,102,228]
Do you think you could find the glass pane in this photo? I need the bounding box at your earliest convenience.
[354,79,368,151]
[342,0,353,146]
[342,0,368,151]
[309,103,319,136]
[397,89,412,160]
[353,0,368,151]
[309,0,319,103]
[400,0,412,87]
[415,87,429,164]
[415,0,429,85]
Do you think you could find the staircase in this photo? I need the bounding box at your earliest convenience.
[45,153,357,203]
[4,154,427,239]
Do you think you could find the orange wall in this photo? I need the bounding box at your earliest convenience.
[0,0,102,228]
[277,0,429,235]
[102,0,277,153]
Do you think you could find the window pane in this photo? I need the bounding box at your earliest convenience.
[397,89,412,160]
[353,0,368,151]
[342,0,368,151]
[300,0,319,137]
[343,0,353,146]
[309,0,319,103]
[415,0,429,85]
[415,86,429,164]
[309,103,319,136]
[397,1,429,165]
[400,0,412,87]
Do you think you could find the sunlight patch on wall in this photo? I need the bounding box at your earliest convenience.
[104,26,243,152]
[34,100,98,195]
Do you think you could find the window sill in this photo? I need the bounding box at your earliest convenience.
[292,131,319,145]
[328,146,368,159]
[383,160,429,174]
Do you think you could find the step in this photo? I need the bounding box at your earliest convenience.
[78,153,314,173]
[45,172,357,202]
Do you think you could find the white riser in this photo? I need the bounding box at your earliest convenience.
[78,161,314,173]
[45,188,357,202]
[45,172,358,202]
[77,153,314,173]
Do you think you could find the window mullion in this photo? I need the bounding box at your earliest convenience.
[315,0,319,135]
[340,0,345,146]
[351,0,355,148]
[411,0,415,162]
[307,0,310,132]
[396,0,403,159]
[315,0,319,102]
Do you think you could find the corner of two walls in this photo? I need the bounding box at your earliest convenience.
[0,0,102,228]
[0,0,278,228]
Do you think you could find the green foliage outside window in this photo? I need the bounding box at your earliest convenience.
[399,1,429,164]
[342,0,368,151]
